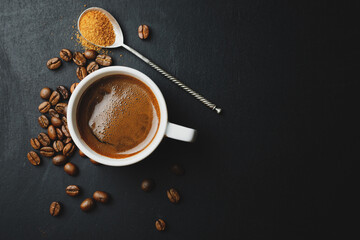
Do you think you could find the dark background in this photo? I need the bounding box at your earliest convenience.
[0,0,358,239]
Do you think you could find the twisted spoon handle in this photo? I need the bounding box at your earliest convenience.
[123,44,222,114]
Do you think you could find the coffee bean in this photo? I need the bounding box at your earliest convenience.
[73,52,86,66]
[27,151,40,166]
[38,115,49,128]
[30,138,41,150]
[59,49,73,62]
[95,54,112,66]
[40,146,55,157]
[76,66,88,80]
[170,164,185,176]
[49,91,60,106]
[38,102,51,113]
[63,142,75,157]
[66,185,80,197]
[40,87,51,99]
[79,149,86,157]
[61,116,67,126]
[55,103,67,116]
[70,83,79,93]
[90,159,100,165]
[49,202,61,216]
[141,179,154,192]
[38,132,51,147]
[52,154,67,166]
[84,50,98,60]
[63,137,72,144]
[47,57,62,70]
[93,191,110,203]
[138,25,150,39]
[56,128,64,140]
[48,125,57,140]
[155,219,166,231]
[57,86,69,100]
[48,109,60,118]
[166,188,180,204]
[80,198,95,212]
[53,140,64,152]
[64,162,78,176]
[50,117,62,127]
[87,61,99,74]
[61,124,70,138]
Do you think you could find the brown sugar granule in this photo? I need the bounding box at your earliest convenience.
[79,10,115,47]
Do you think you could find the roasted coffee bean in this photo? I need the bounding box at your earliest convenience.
[141,179,154,192]
[87,61,99,74]
[55,103,67,116]
[40,87,51,99]
[48,109,60,118]
[49,202,61,216]
[63,137,72,144]
[166,188,180,204]
[155,219,166,231]
[53,140,64,152]
[51,117,62,127]
[95,54,112,66]
[61,124,70,138]
[38,115,49,128]
[38,101,51,113]
[59,49,73,62]
[76,66,87,80]
[47,57,62,70]
[64,162,78,176]
[48,125,57,140]
[73,52,86,66]
[30,138,41,150]
[90,159,100,165]
[56,128,64,140]
[61,116,67,126]
[49,91,60,106]
[27,151,40,166]
[57,86,69,100]
[80,198,95,212]
[40,146,55,157]
[170,164,185,176]
[38,132,51,147]
[138,25,150,39]
[79,149,86,157]
[93,191,110,203]
[84,49,98,60]
[52,154,67,166]
[66,185,80,197]
[63,142,75,157]
[70,83,79,93]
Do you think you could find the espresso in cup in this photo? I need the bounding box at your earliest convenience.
[76,74,160,158]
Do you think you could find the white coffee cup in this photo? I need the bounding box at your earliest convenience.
[67,66,197,167]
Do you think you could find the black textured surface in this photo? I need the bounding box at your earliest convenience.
[0,0,358,239]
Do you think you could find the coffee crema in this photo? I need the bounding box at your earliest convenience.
[77,74,160,158]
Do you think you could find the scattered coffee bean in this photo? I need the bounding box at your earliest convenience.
[79,149,86,157]
[56,128,64,140]
[51,117,62,127]
[73,52,86,66]
[64,162,78,176]
[141,179,155,192]
[55,103,67,116]
[59,49,73,62]
[38,132,51,147]
[38,101,51,113]
[61,116,67,126]
[80,198,95,212]
[155,219,166,231]
[47,57,62,70]
[90,159,100,165]
[48,109,60,118]
[53,140,64,152]
[170,164,185,176]
[27,151,40,166]
[38,115,49,128]
[166,188,180,204]
[52,154,67,166]
[61,124,70,138]
[30,138,41,150]
[76,66,88,80]
[40,146,55,157]
[70,83,79,93]
[63,142,75,157]
[93,191,110,203]
[49,91,60,106]
[49,202,61,216]
[95,54,112,66]
[84,49,98,60]
[63,137,72,144]
[138,25,150,39]
[66,185,80,197]
[48,125,57,140]
[57,86,69,100]
[87,61,99,74]
[40,87,51,99]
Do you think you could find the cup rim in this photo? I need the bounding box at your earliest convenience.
[67,66,168,167]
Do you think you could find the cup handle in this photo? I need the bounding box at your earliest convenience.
[165,122,197,142]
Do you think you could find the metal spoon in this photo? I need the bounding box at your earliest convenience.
[77,7,222,114]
